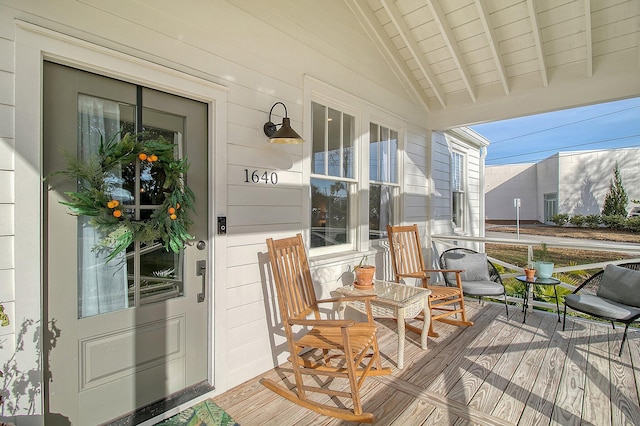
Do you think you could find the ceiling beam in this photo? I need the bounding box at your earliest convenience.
[584,0,593,77]
[379,0,446,108]
[526,0,548,86]
[346,0,431,111]
[426,0,477,102]
[474,0,510,94]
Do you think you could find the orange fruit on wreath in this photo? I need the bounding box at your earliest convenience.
[113,210,122,218]
[168,207,176,214]
[169,214,177,220]
[148,154,158,162]
[138,153,148,161]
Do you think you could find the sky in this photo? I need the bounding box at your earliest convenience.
[469,96,640,166]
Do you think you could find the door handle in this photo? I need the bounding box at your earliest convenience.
[196,260,206,303]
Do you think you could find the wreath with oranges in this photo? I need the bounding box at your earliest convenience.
[57,131,194,262]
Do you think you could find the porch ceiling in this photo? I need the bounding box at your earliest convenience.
[345,0,640,128]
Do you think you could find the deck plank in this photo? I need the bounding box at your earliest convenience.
[609,326,640,425]
[582,325,612,426]
[550,319,592,425]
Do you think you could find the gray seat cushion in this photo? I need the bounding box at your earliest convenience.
[596,264,640,308]
[564,294,640,321]
[461,280,504,296]
[443,252,491,282]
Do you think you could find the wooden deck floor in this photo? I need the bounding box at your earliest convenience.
[213,303,640,425]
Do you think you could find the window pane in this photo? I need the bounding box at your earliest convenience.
[327,108,341,176]
[311,178,350,248]
[312,102,326,174]
[452,152,463,191]
[453,191,464,227]
[369,123,379,181]
[380,126,389,182]
[390,130,398,183]
[369,184,392,240]
[343,113,354,179]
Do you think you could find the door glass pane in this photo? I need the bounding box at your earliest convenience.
[77,94,134,318]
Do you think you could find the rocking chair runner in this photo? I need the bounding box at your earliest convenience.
[387,224,473,337]
[262,234,391,423]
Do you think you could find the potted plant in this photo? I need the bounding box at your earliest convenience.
[533,242,554,278]
[523,263,536,281]
[354,256,376,289]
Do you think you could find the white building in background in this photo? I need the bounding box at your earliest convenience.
[485,147,640,223]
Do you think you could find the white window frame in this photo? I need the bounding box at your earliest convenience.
[451,150,466,231]
[303,77,405,257]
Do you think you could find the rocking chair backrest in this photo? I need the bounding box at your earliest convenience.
[387,225,427,283]
[266,234,319,324]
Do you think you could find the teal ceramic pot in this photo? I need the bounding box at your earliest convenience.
[534,261,554,278]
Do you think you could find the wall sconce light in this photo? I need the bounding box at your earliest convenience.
[263,102,304,144]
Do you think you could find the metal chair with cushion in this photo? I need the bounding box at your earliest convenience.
[563,262,640,356]
[439,247,509,318]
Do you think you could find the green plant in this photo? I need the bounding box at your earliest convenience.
[602,162,629,216]
[550,214,569,226]
[539,242,549,262]
[584,214,601,229]
[570,214,585,227]
[601,214,627,230]
[626,217,640,233]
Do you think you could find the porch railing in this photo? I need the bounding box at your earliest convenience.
[431,234,640,314]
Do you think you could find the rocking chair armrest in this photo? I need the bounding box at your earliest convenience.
[423,268,463,274]
[395,272,427,279]
[288,318,356,328]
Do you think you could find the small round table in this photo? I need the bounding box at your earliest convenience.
[516,275,561,323]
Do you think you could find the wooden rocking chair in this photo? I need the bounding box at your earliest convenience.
[387,224,473,337]
[262,234,391,423]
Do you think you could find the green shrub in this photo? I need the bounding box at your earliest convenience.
[570,214,585,227]
[625,216,640,233]
[550,214,569,226]
[601,214,627,229]
[584,214,601,228]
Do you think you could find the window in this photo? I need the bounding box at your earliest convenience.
[452,151,465,229]
[310,102,356,249]
[369,123,399,240]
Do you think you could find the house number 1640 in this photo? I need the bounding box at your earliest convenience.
[244,169,278,185]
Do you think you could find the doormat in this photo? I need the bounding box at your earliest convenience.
[154,399,239,426]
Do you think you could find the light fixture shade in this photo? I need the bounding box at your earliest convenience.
[263,102,304,144]
[269,117,304,144]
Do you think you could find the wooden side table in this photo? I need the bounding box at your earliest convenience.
[336,280,431,369]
